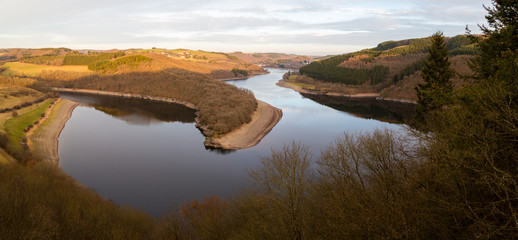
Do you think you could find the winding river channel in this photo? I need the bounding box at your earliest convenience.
[58,69,414,217]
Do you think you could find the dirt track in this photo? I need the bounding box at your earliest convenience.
[213,100,282,149]
[31,99,78,163]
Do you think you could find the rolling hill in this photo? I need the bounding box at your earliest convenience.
[288,35,476,101]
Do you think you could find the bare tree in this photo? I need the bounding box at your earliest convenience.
[248,142,313,240]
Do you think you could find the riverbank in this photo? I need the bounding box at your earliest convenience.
[30,99,79,163]
[53,88,282,150]
[276,80,417,104]
[204,100,282,149]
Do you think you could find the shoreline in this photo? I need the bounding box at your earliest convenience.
[30,99,79,163]
[205,100,282,149]
[53,88,282,150]
[276,80,417,104]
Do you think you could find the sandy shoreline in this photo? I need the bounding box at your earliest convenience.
[277,80,417,104]
[205,100,282,149]
[54,88,282,150]
[30,99,79,163]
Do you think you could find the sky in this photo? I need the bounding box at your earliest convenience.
[0,0,492,55]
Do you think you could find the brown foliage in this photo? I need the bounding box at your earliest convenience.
[41,68,257,135]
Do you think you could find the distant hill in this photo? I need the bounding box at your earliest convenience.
[131,49,267,79]
[1,48,267,80]
[229,52,314,70]
[0,48,72,62]
[293,35,476,100]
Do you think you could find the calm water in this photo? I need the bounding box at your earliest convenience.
[58,69,411,216]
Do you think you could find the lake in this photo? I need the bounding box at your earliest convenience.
[58,69,413,217]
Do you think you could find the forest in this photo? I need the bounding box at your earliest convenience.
[36,68,257,136]
[299,34,477,86]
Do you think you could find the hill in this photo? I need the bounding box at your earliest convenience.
[285,35,476,101]
[1,48,267,80]
[130,49,267,79]
[0,48,272,149]
[229,52,314,70]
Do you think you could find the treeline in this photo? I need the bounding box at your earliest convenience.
[63,51,125,65]
[374,39,411,51]
[299,62,389,85]
[383,37,431,55]
[87,55,151,71]
[231,68,248,77]
[392,59,425,83]
[20,55,64,65]
[300,35,476,86]
[41,68,257,135]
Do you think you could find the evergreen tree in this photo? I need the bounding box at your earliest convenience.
[469,0,518,82]
[414,32,455,125]
[425,1,518,237]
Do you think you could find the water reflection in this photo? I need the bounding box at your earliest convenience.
[59,92,196,125]
[301,94,416,125]
[58,69,412,217]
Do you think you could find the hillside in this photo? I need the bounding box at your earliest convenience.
[0,48,72,62]
[0,48,271,148]
[288,35,476,101]
[1,48,267,80]
[230,52,314,69]
[130,49,267,79]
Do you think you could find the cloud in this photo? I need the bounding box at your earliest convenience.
[0,0,493,54]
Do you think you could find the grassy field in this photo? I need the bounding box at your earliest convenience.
[30,99,63,137]
[0,85,44,109]
[1,62,90,76]
[3,99,52,155]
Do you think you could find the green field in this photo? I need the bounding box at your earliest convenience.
[1,62,91,76]
[30,99,63,137]
[3,99,52,154]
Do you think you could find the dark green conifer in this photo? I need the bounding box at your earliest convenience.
[414,32,455,125]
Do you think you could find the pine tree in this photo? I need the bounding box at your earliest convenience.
[469,0,518,82]
[414,32,455,125]
[425,1,518,237]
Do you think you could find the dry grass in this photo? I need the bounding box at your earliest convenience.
[2,62,90,77]
[380,55,474,99]
[0,76,36,86]
[0,85,45,110]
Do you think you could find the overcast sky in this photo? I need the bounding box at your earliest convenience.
[0,0,492,55]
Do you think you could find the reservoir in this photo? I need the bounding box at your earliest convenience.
[58,69,414,217]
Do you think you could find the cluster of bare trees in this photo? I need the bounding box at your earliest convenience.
[39,68,257,135]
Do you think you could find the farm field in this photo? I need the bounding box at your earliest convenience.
[0,85,44,110]
[1,62,91,76]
